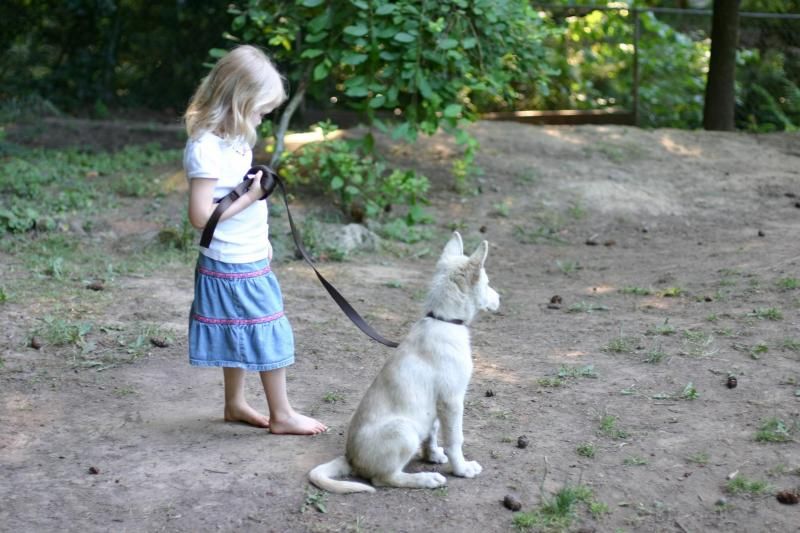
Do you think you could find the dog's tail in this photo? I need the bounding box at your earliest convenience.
[308,456,375,494]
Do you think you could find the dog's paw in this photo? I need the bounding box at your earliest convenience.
[425,446,449,464]
[419,472,448,488]
[453,460,482,478]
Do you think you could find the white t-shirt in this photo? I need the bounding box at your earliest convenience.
[183,132,269,263]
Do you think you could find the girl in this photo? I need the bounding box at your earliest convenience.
[183,45,326,435]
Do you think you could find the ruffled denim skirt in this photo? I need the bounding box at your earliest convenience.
[188,254,295,371]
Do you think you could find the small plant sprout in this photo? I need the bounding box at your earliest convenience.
[576,442,596,458]
[781,338,800,352]
[647,319,675,336]
[512,485,603,532]
[687,451,710,465]
[776,277,799,290]
[603,334,639,354]
[555,259,580,275]
[323,391,345,403]
[644,344,667,364]
[658,287,684,297]
[491,201,511,217]
[599,414,629,440]
[681,382,699,400]
[725,475,770,495]
[619,286,652,296]
[755,418,793,443]
[748,307,783,321]
[623,456,648,466]
[301,488,328,513]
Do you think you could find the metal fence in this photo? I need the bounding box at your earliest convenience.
[484,5,800,128]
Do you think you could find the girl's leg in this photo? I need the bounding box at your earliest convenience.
[223,367,270,428]
[260,368,327,435]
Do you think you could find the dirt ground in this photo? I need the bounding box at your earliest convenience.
[1,120,799,533]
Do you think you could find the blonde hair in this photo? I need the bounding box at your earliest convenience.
[184,45,286,147]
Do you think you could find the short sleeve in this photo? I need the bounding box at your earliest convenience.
[184,135,223,179]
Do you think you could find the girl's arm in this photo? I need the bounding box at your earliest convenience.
[187,171,264,230]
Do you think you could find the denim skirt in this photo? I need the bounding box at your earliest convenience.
[188,254,295,371]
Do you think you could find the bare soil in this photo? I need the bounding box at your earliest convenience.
[2,120,800,533]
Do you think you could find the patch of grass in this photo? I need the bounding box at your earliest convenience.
[781,338,800,352]
[681,382,699,400]
[113,386,137,397]
[384,280,403,289]
[748,307,783,321]
[515,168,541,185]
[513,485,602,532]
[599,414,629,440]
[619,286,652,296]
[512,224,569,245]
[576,442,596,458]
[557,364,597,379]
[603,335,638,354]
[725,475,770,495]
[681,329,717,357]
[755,418,793,443]
[686,451,710,465]
[644,344,667,364]
[0,286,7,303]
[301,488,328,513]
[776,277,799,290]
[555,259,580,275]
[322,391,345,403]
[623,456,648,466]
[537,377,564,388]
[33,316,93,348]
[646,319,675,336]
[491,202,511,217]
[658,287,684,297]
[567,301,609,313]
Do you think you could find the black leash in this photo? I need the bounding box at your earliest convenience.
[200,165,400,348]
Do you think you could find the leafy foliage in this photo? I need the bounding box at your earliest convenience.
[279,121,430,225]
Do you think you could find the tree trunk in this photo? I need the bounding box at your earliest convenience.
[703,0,740,131]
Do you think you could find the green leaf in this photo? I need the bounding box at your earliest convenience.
[300,49,324,59]
[330,177,344,190]
[300,0,324,6]
[344,24,368,37]
[394,32,416,43]
[439,38,458,50]
[313,62,330,81]
[443,104,462,118]
[342,53,368,65]
[369,94,386,108]
[463,37,477,49]
[375,4,396,15]
[344,86,369,97]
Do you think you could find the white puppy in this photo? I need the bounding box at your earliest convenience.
[309,232,500,493]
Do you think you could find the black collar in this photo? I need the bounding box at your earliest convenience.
[426,311,466,326]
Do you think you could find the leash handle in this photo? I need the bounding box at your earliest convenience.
[199,165,400,348]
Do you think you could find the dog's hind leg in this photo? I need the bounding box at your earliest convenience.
[421,419,448,464]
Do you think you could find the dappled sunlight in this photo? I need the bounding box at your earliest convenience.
[284,127,344,152]
[660,134,703,157]
[540,127,588,146]
[473,355,521,384]
[584,284,615,295]
[550,349,591,359]
[1,393,48,464]
[640,297,674,310]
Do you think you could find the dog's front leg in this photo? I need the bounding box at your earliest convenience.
[422,419,448,464]
[438,399,482,478]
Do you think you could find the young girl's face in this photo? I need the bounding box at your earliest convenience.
[249,104,273,128]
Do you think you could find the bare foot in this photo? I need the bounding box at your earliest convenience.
[269,411,327,435]
[224,403,270,428]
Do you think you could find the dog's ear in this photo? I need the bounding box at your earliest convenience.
[441,231,464,258]
[469,240,488,269]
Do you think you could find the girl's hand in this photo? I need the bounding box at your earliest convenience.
[246,170,264,201]
[266,240,273,261]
